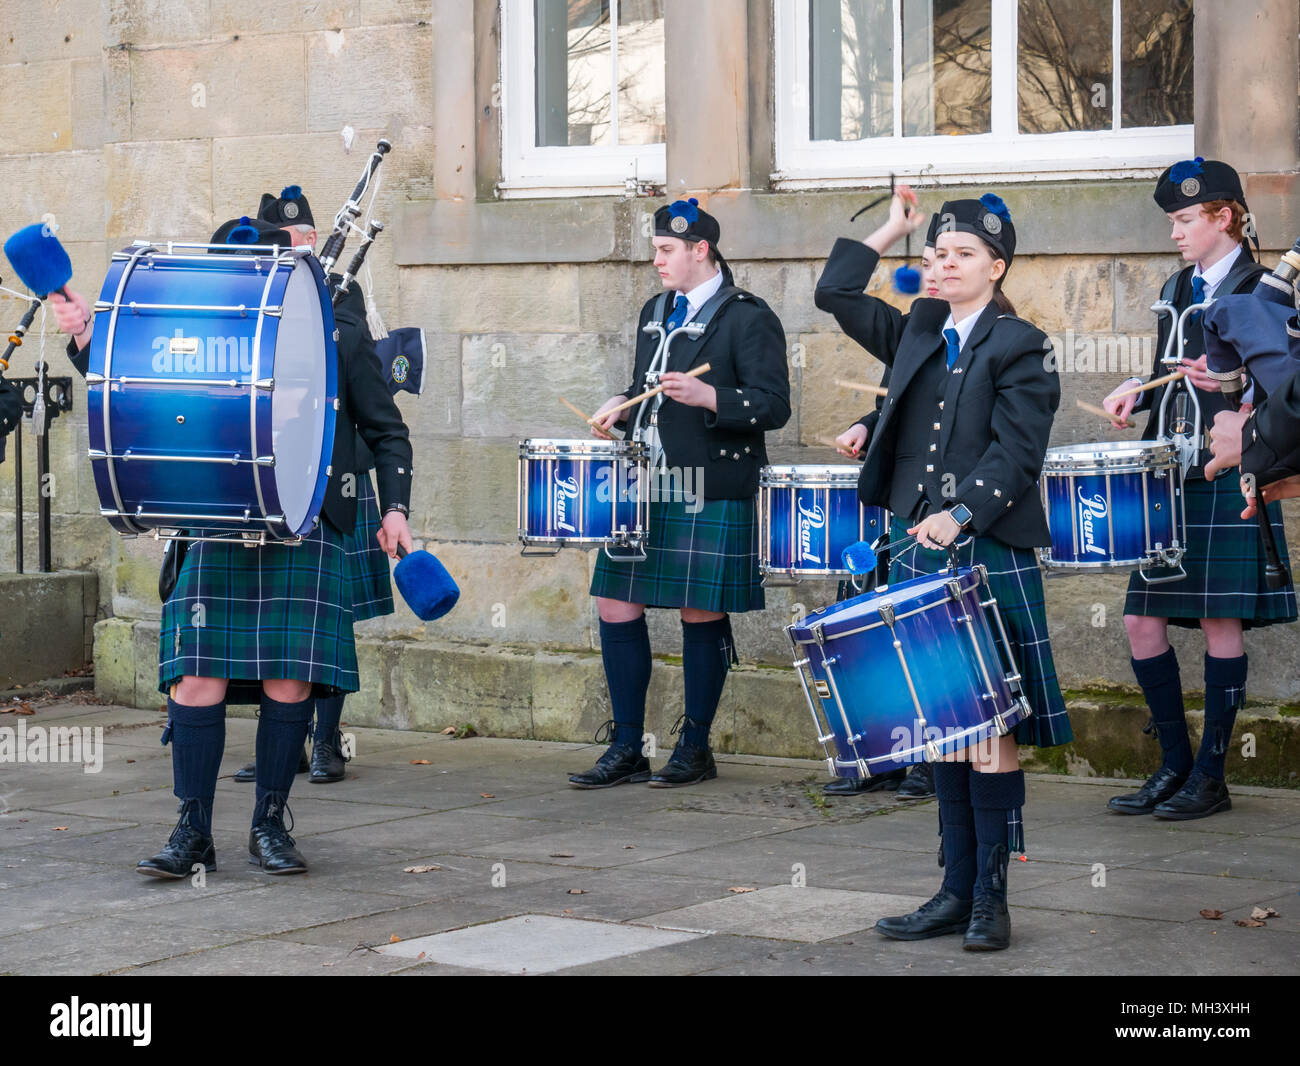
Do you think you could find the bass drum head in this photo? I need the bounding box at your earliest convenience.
[271,258,335,535]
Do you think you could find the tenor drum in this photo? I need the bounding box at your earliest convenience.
[759,465,888,579]
[86,241,338,542]
[517,438,648,556]
[787,566,1031,779]
[1039,440,1186,580]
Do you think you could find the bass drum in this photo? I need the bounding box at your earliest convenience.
[86,241,338,542]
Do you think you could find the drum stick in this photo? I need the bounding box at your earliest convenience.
[592,363,712,421]
[834,378,888,397]
[1108,370,1184,400]
[559,396,614,439]
[1076,398,1134,429]
[816,435,861,456]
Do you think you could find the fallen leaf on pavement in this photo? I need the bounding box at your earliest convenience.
[728,886,756,894]
[567,888,587,895]
[389,935,402,944]
[403,865,441,874]
[440,727,456,735]
[1234,918,1266,928]
[549,852,575,858]
[623,844,636,850]
[125,759,135,764]
[14,704,34,716]
[480,793,495,798]
[52,826,69,831]
[1250,906,1278,920]
[1199,909,1224,920]
[410,759,431,765]
[417,952,426,960]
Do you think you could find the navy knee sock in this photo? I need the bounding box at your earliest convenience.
[163,697,226,836]
[1196,653,1247,780]
[254,694,315,822]
[680,616,735,748]
[314,694,346,747]
[933,762,975,900]
[599,617,652,748]
[1132,646,1192,776]
[970,769,1026,898]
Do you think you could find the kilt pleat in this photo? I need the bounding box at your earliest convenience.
[158,519,359,703]
[345,473,395,622]
[887,517,1073,749]
[1123,476,1297,628]
[590,494,764,613]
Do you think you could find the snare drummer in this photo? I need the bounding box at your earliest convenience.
[1101,160,1296,821]
[54,216,414,879]
[574,198,790,789]
[816,188,1071,952]
[827,209,942,801]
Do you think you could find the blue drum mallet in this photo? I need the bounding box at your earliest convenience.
[394,543,460,621]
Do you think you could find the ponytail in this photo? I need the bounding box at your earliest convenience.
[991,284,1016,317]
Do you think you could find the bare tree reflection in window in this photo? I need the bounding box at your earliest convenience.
[1121,0,1192,128]
[1017,0,1111,134]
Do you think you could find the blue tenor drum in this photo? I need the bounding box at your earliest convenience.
[1039,440,1186,581]
[86,241,338,543]
[517,438,649,558]
[759,465,889,581]
[787,566,1031,779]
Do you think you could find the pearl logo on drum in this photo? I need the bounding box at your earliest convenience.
[554,475,580,533]
[797,498,827,564]
[1077,485,1110,556]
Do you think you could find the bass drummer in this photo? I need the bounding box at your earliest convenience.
[573,198,790,790]
[51,214,413,880]
[816,187,1072,952]
[1100,160,1296,821]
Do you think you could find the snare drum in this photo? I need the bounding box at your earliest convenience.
[518,438,648,556]
[1039,440,1186,579]
[787,566,1031,779]
[86,241,338,542]
[759,465,888,579]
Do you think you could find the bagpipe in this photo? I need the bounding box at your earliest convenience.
[1202,237,1300,590]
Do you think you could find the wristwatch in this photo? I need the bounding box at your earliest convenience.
[384,503,409,517]
[947,503,973,529]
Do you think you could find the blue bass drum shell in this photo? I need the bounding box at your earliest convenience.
[87,245,338,540]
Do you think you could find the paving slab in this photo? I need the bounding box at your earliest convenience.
[120,937,418,976]
[0,915,246,976]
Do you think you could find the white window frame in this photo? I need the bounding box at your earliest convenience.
[499,0,666,199]
[773,0,1193,189]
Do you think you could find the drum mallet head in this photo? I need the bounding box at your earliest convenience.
[842,541,878,575]
[394,544,460,621]
[3,224,73,299]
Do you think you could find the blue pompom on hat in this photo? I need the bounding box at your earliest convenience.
[978,192,1011,222]
[1168,157,1204,184]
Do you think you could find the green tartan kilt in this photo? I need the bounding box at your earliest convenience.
[1123,475,1297,629]
[345,472,395,623]
[887,518,1074,749]
[590,495,765,613]
[158,519,359,704]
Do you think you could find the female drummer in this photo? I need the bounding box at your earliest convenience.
[1101,159,1296,821]
[815,188,1071,952]
[827,210,942,800]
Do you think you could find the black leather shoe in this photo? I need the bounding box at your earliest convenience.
[248,803,308,875]
[824,768,906,795]
[648,743,717,788]
[1107,765,1187,815]
[569,743,651,789]
[874,889,972,940]
[1152,769,1231,821]
[233,746,310,783]
[963,894,1011,951]
[895,762,935,799]
[309,733,347,783]
[136,802,215,879]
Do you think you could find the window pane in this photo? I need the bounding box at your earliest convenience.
[1120,0,1192,127]
[811,0,893,141]
[1018,0,1112,133]
[615,0,666,145]
[903,0,991,136]
[536,0,613,147]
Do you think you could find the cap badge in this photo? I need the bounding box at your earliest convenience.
[283,201,300,220]
[1180,177,1200,198]
[391,355,410,384]
[982,213,1002,235]
[670,215,688,234]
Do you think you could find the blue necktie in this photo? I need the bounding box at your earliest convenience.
[943,327,961,369]
[1190,274,1207,323]
[666,293,689,333]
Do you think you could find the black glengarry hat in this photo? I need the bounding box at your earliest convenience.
[209,215,293,253]
[258,185,315,229]
[1153,157,1245,212]
[935,194,1016,267]
[653,197,727,270]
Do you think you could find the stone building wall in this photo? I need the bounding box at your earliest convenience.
[2,3,1298,753]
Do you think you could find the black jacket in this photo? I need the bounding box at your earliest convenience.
[67,277,411,537]
[617,279,790,500]
[1131,255,1268,477]
[1243,362,1300,481]
[0,377,20,439]
[815,238,1059,549]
